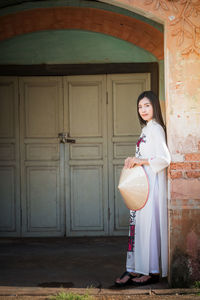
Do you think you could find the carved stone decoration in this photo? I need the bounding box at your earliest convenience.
[145,0,200,56]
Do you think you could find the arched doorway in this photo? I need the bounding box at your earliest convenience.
[0,1,164,237]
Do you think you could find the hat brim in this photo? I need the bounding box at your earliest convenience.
[118,165,149,211]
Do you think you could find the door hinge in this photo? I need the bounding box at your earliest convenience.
[106,91,108,104]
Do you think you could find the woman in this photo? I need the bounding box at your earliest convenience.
[115,91,171,286]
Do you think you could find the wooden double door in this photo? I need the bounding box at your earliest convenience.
[0,74,150,237]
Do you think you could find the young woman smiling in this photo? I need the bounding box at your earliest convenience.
[115,91,171,287]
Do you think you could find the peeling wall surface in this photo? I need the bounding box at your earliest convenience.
[107,0,200,287]
[0,0,199,287]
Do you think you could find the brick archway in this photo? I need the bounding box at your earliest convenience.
[0,7,164,60]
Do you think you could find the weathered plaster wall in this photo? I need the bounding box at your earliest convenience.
[105,0,200,286]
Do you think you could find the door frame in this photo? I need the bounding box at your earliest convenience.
[0,63,158,95]
[0,63,158,237]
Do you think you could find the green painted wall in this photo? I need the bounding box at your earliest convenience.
[0,30,157,64]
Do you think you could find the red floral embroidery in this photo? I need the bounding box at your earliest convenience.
[137,137,145,148]
[136,134,146,158]
[128,225,135,252]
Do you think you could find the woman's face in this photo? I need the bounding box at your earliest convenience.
[138,97,153,122]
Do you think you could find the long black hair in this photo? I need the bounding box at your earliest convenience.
[137,90,166,131]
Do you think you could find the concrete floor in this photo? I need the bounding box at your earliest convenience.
[0,237,169,289]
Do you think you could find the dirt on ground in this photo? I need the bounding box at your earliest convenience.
[0,293,200,300]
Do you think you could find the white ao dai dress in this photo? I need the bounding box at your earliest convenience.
[126,119,171,277]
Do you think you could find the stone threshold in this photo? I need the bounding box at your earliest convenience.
[0,287,199,297]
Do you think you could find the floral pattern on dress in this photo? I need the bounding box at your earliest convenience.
[127,210,136,252]
[135,133,146,158]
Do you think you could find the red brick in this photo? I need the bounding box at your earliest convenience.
[191,162,200,169]
[169,171,183,179]
[0,7,164,60]
[185,153,200,161]
[170,162,192,170]
[186,171,200,178]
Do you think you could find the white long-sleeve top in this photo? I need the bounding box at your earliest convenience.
[134,119,171,277]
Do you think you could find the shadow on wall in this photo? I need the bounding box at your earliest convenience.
[171,246,200,288]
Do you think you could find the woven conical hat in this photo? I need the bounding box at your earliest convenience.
[118,166,149,211]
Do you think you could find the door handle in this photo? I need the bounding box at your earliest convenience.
[66,138,76,144]
[58,133,76,144]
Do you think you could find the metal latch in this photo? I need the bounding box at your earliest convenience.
[58,133,76,144]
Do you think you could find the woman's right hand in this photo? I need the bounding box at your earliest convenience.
[124,157,133,168]
[124,157,148,168]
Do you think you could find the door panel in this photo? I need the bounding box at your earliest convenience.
[114,165,129,230]
[70,166,103,230]
[20,77,64,236]
[113,77,147,136]
[64,75,108,236]
[0,73,152,237]
[107,73,151,235]
[69,83,102,137]
[24,83,60,137]
[26,166,60,230]
[0,77,20,236]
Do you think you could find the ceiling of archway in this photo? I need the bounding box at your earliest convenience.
[0,6,164,60]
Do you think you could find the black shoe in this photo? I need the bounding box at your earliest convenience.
[130,274,160,286]
[114,271,141,287]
